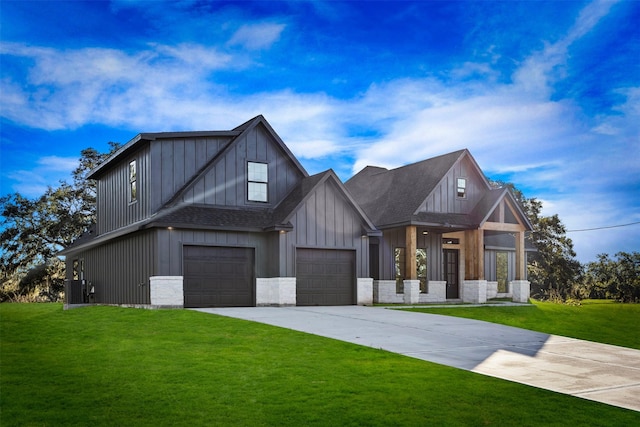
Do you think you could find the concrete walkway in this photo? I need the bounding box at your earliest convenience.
[193,305,640,412]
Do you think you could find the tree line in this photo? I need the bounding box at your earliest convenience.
[1,148,638,303]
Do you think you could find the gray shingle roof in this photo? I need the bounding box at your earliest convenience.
[345,150,466,227]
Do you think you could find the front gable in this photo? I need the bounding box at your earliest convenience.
[418,150,491,216]
[168,117,307,209]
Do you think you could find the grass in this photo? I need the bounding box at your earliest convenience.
[1,304,639,426]
[401,299,640,350]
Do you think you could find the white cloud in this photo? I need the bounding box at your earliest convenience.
[228,23,286,50]
[7,155,78,197]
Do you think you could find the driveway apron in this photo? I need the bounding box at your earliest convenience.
[193,305,640,412]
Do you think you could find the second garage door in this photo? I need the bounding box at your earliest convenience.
[296,249,355,306]
[183,246,254,308]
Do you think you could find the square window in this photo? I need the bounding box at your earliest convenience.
[248,182,268,202]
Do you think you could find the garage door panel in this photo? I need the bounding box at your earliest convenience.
[183,246,254,308]
[296,249,355,306]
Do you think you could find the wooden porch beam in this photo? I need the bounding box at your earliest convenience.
[481,222,525,232]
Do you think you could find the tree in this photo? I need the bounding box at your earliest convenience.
[488,179,582,302]
[0,144,119,301]
[584,252,640,302]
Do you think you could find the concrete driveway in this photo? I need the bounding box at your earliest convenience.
[193,305,640,412]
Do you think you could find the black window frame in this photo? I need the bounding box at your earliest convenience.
[247,161,268,203]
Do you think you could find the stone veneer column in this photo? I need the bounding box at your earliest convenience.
[150,276,184,307]
[403,280,420,304]
[461,280,487,304]
[510,280,530,303]
[256,277,296,306]
[357,278,373,305]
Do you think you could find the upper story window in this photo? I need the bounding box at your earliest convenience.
[247,162,268,202]
[456,178,466,198]
[129,160,137,203]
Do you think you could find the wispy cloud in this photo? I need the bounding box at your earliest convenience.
[228,23,286,50]
[7,155,78,197]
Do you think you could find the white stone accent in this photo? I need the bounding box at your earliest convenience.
[510,280,530,303]
[256,277,296,306]
[373,280,403,304]
[403,280,420,304]
[418,281,447,303]
[150,276,184,307]
[462,280,487,304]
[357,278,374,305]
[486,281,498,300]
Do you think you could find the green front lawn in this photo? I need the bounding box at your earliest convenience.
[1,303,638,426]
[401,299,640,350]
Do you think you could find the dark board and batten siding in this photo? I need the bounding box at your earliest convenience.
[66,230,156,305]
[281,179,369,278]
[155,228,278,279]
[96,145,151,235]
[420,156,487,215]
[179,125,304,208]
[150,136,232,211]
[377,228,443,282]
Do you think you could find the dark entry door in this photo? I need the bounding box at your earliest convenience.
[183,246,254,308]
[443,249,459,299]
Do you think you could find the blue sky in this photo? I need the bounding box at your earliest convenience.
[1,0,639,262]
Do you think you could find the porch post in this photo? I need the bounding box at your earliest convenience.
[464,229,484,280]
[515,230,525,280]
[406,225,417,280]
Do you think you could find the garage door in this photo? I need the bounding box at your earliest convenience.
[183,246,254,308]
[296,249,355,306]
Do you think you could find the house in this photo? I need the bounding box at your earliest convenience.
[345,150,533,304]
[61,116,532,308]
[61,116,379,308]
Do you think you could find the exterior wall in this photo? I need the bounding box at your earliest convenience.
[178,124,304,209]
[96,144,152,235]
[419,156,488,215]
[149,136,232,211]
[281,179,369,278]
[65,230,157,305]
[155,228,278,278]
[376,228,443,281]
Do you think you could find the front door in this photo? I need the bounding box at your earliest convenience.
[444,249,459,299]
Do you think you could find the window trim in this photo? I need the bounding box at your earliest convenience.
[129,160,137,203]
[247,161,268,203]
[456,177,467,198]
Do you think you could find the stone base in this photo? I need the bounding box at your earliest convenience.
[510,280,530,303]
[150,276,184,307]
[418,281,446,303]
[462,280,487,304]
[373,280,403,304]
[403,280,421,304]
[357,278,373,305]
[256,277,296,306]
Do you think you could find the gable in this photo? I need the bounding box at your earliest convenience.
[287,173,377,247]
[173,121,307,209]
[419,151,490,215]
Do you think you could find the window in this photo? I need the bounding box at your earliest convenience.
[394,248,405,293]
[394,247,428,293]
[248,162,268,202]
[129,160,137,203]
[456,178,466,198]
[417,248,427,293]
[72,259,79,281]
[497,251,508,293]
